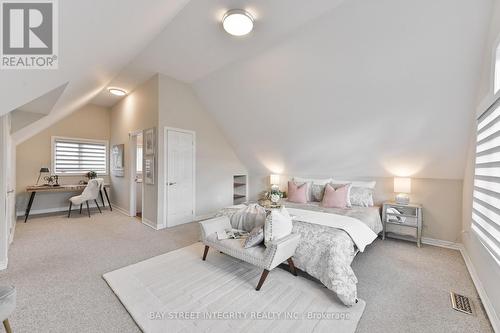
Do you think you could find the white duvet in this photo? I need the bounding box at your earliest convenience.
[287,208,378,252]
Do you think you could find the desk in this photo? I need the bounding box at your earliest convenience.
[24,184,112,222]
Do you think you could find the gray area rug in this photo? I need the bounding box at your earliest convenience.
[104,242,366,333]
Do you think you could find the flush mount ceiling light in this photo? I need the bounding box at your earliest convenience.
[222,9,254,36]
[108,88,127,96]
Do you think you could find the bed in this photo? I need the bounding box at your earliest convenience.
[216,200,382,306]
[282,200,382,306]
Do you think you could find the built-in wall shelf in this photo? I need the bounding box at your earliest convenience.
[233,175,247,205]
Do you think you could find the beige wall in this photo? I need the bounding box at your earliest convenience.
[108,74,247,229]
[249,175,463,242]
[16,104,111,215]
[109,75,159,225]
[157,74,247,227]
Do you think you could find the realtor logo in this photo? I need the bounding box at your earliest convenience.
[1,0,58,69]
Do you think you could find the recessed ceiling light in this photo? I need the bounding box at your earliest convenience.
[222,9,254,36]
[108,88,127,96]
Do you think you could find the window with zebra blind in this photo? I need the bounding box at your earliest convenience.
[474,97,500,264]
[51,137,108,175]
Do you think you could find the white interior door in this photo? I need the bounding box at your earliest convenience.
[166,129,195,226]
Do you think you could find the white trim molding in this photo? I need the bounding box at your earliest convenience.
[419,237,498,331]
[142,218,161,230]
[421,237,461,250]
[110,204,130,217]
[459,244,500,333]
[0,259,8,270]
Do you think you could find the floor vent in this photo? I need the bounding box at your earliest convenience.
[450,291,474,315]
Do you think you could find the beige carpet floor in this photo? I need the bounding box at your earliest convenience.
[0,210,493,333]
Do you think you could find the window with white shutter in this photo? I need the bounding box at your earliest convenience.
[51,137,108,175]
[474,97,500,264]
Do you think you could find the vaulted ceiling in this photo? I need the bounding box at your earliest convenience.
[1,0,495,179]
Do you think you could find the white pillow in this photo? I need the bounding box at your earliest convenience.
[293,177,332,202]
[332,179,376,189]
[331,180,376,207]
[264,207,293,246]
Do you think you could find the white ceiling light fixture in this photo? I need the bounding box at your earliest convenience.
[108,88,127,96]
[222,9,254,36]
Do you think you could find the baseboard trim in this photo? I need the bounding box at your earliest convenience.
[459,244,500,333]
[421,237,461,250]
[110,204,130,217]
[0,258,8,270]
[194,213,216,222]
[16,202,106,217]
[142,218,159,230]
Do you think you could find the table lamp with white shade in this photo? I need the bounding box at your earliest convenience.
[270,174,280,190]
[394,177,411,205]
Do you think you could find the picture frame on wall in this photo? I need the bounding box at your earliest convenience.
[145,157,155,185]
[144,128,155,155]
[111,144,125,177]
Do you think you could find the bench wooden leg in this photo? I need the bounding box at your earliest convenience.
[3,319,12,333]
[287,257,297,276]
[256,269,270,291]
[202,246,209,261]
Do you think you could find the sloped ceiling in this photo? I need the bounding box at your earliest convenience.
[193,0,493,179]
[3,0,190,143]
[3,0,494,180]
[92,0,348,107]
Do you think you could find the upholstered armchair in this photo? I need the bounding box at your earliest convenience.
[199,216,301,291]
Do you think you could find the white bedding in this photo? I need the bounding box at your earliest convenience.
[216,201,382,306]
[287,208,378,252]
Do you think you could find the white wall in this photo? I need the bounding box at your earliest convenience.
[462,0,500,329]
[108,73,247,228]
[194,0,492,180]
[110,75,159,225]
[157,74,247,226]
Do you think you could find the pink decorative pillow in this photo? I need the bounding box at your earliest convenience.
[287,181,308,204]
[321,183,349,208]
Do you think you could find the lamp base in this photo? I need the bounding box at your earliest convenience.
[395,193,410,205]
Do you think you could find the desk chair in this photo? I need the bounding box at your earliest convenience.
[68,179,102,218]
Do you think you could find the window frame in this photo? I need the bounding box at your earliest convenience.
[51,136,109,176]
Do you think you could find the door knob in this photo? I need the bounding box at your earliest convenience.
[168,182,176,186]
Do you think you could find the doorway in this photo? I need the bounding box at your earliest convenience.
[129,131,144,221]
[164,127,195,227]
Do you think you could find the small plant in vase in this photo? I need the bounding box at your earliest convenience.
[266,186,284,205]
[85,171,98,182]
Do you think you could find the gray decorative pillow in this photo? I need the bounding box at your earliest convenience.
[311,184,326,202]
[243,225,264,248]
[349,187,374,207]
[220,204,266,232]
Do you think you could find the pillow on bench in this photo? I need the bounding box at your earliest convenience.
[264,207,293,246]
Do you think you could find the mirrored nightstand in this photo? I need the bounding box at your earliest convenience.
[382,201,423,247]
